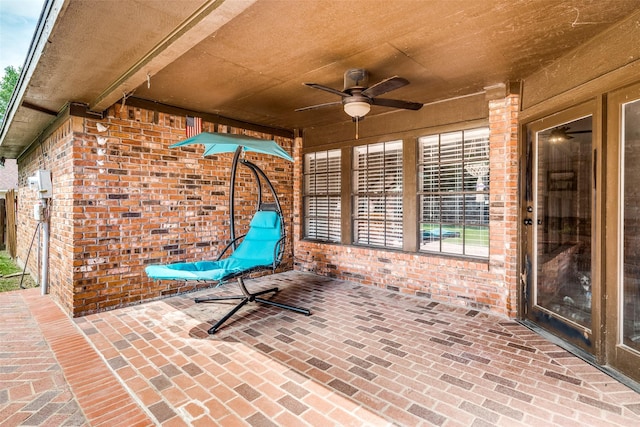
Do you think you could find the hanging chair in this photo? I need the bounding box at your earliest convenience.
[145,138,310,334]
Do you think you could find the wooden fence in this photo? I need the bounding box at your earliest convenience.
[0,198,4,251]
[5,189,17,257]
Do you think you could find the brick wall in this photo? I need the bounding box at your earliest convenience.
[17,104,294,316]
[17,116,80,314]
[17,95,519,318]
[293,95,520,317]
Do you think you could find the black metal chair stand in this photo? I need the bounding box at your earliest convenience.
[195,276,311,334]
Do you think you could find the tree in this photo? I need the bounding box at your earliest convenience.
[0,66,21,124]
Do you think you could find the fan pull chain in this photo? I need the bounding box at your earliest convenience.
[355,116,359,140]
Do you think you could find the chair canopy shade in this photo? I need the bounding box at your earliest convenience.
[170,132,293,162]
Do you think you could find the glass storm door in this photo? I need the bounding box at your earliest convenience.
[524,105,597,354]
[606,83,640,383]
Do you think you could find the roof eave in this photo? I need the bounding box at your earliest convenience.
[0,0,67,159]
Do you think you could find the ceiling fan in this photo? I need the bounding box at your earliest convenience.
[296,68,423,119]
[548,126,592,143]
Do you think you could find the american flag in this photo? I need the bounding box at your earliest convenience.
[185,116,202,138]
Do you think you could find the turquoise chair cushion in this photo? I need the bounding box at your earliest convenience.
[145,210,282,281]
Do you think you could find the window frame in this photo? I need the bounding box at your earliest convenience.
[417,127,490,258]
[302,149,342,243]
[351,140,404,249]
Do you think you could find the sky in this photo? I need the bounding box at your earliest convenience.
[0,0,46,78]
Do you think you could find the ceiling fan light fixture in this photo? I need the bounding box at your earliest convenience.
[343,101,370,118]
[548,126,573,143]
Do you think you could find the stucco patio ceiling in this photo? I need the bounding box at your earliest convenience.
[1,0,638,158]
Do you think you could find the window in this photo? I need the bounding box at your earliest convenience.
[352,140,403,249]
[303,150,341,242]
[418,128,489,257]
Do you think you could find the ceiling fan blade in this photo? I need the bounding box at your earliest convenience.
[361,76,409,98]
[295,101,343,112]
[304,83,348,98]
[371,97,423,111]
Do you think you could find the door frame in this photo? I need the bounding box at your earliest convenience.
[605,81,640,382]
[520,98,605,362]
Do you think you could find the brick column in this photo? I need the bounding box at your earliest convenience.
[292,136,304,250]
[488,94,520,317]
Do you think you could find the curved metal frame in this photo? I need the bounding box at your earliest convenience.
[196,146,309,334]
[229,146,284,247]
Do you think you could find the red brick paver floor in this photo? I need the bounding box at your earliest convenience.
[1,288,152,426]
[2,271,640,426]
[0,291,86,427]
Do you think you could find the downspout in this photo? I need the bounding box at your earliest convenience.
[28,171,52,295]
[40,199,50,295]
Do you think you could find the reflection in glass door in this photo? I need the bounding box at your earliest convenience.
[527,114,594,352]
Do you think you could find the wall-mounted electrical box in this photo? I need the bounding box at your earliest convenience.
[27,170,52,199]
